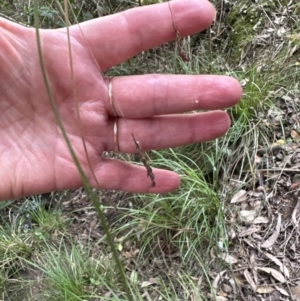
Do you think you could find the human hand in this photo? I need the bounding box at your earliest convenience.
[0,0,241,200]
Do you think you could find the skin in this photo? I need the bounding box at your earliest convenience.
[0,0,242,200]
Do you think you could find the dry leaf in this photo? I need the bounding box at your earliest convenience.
[290,182,300,190]
[256,286,275,294]
[291,130,300,142]
[244,269,256,292]
[219,253,238,264]
[141,281,155,288]
[257,267,285,283]
[275,286,290,297]
[231,190,247,203]
[229,277,237,294]
[218,290,227,297]
[263,251,289,278]
[232,275,245,289]
[212,270,226,290]
[222,283,232,294]
[140,277,160,288]
[238,226,261,237]
[292,199,300,225]
[253,216,269,224]
[261,214,281,248]
[122,248,139,259]
[238,209,258,224]
[272,139,285,146]
[291,283,300,301]
[268,290,281,301]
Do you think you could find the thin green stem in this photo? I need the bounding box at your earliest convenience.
[33,1,133,300]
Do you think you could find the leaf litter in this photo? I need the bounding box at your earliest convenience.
[209,0,300,300]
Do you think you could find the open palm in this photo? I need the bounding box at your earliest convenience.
[0,0,241,200]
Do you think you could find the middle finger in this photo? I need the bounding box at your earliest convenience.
[105,74,241,118]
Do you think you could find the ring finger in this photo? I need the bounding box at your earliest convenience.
[107,110,230,153]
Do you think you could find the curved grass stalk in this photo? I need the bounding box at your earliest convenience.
[53,0,102,190]
[33,1,133,300]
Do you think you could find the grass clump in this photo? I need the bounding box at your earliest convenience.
[0,215,33,272]
[28,202,67,240]
[230,66,274,123]
[35,242,120,300]
[110,149,228,290]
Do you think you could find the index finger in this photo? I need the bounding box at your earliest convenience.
[69,0,215,70]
